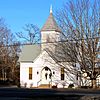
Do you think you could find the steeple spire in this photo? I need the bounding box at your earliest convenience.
[41,5,61,32]
[50,5,52,14]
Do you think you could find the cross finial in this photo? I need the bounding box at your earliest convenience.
[50,5,52,14]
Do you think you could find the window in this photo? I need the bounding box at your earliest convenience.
[29,67,32,80]
[61,68,64,80]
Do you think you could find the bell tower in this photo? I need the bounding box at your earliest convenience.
[41,6,62,51]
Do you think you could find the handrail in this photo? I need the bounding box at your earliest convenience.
[37,79,41,87]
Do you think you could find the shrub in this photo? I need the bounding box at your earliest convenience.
[68,84,74,88]
[81,86,89,89]
[52,85,57,88]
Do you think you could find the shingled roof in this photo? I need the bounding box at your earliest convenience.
[19,44,41,62]
[41,11,61,32]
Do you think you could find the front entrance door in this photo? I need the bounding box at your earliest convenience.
[41,67,52,84]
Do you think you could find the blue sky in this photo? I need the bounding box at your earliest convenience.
[0,0,65,33]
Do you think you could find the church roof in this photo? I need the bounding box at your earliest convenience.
[19,44,41,62]
[41,12,61,32]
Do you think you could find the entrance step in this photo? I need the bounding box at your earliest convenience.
[38,84,51,88]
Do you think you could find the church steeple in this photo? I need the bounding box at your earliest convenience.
[50,5,52,14]
[41,6,62,51]
[41,5,61,32]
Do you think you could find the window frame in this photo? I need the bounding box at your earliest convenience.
[29,67,32,80]
[61,68,64,80]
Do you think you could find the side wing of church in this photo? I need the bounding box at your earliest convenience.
[19,7,77,88]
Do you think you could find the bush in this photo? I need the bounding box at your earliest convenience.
[0,80,10,86]
[52,85,57,88]
[68,84,74,88]
[24,83,27,87]
[81,86,89,89]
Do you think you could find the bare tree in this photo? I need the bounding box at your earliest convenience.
[9,42,21,83]
[0,18,12,80]
[45,0,100,88]
[16,24,41,44]
[0,18,20,84]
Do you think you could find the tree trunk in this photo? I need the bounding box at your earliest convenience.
[92,79,96,89]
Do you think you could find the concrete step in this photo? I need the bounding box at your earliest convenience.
[38,84,51,88]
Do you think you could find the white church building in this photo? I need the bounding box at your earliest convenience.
[19,7,78,88]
